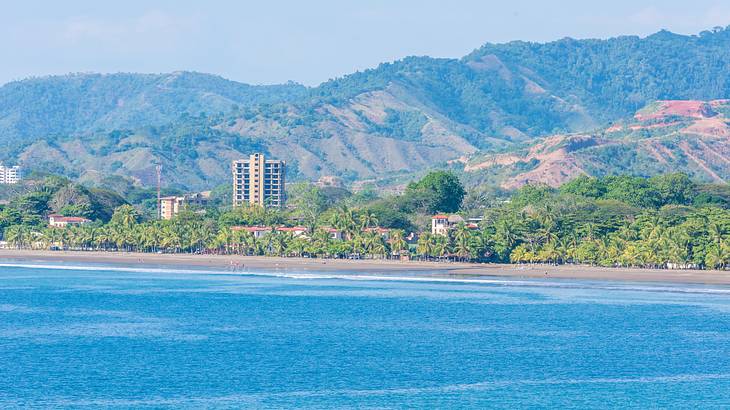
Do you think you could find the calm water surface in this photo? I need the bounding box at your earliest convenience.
[1,263,730,408]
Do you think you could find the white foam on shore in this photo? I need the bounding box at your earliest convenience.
[2,262,730,296]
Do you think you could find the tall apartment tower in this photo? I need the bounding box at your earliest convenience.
[232,153,285,208]
[0,164,21,184]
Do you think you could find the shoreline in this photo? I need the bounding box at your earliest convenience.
[2,249,730,285]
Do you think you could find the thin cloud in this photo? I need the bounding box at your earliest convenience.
[628,4,730,33]
[61,10,196,49]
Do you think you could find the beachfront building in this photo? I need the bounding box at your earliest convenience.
[159,192,210,220]
[232,153,285,208]
[321,227,344,240]
[48,214,91,228]
[231,226,272,239]
[275,226,309,237]
[431,214,455,235]
[0,164,21,184]
[363,227,391,240]
[431,214,478,236]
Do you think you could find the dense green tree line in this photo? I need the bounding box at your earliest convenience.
[3,172,730,270]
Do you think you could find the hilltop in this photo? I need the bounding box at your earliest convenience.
[2,27,730,189]
[463,99,730,188]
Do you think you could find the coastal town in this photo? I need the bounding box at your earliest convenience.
[4,3,730,408]
[1,150,729,270]
[3,151,483,261]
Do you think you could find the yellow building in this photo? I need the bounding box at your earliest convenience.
[159,197,182,220]
[159,193,210,220]
[232,153,285,208]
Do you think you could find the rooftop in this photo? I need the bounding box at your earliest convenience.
[48,214,91,223]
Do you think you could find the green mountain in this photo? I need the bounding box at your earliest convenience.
[2,27,730,189]
[0,71,306,149]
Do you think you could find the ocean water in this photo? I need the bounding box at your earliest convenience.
[1,263,730,408]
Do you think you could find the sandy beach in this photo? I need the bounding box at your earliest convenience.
[3,249,730,285]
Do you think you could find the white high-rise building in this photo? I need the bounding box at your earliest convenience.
[0,164,21,184]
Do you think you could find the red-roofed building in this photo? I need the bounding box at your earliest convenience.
[48,214,91,228]
[230,226,273,239]
[275,226,309,237]
[363,227,391,240]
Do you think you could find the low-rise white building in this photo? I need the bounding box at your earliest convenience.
[431,214,478,236]
[230,226,272,239]
[275,226,309,237]
[0,164,21,184]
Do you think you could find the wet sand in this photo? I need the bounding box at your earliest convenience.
[2,249,730,285]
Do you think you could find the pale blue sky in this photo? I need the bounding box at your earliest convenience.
[2,0,730,86]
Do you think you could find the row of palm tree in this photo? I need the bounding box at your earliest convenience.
[6,199,730,269]
[504,207,730,269]
[3,219,409,259]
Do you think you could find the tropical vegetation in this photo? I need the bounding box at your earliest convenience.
[2,171,730,270]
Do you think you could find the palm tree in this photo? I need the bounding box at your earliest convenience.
[160,224,182,253]
[538,240,561,265]
[431,235,450,261]
[369,237,387,259]
[363,231,386,258]
[417,233,433,260]
[272,232,292,256]
[112,205,140,229]
[313,228,332,257]
[494,219,519,260]
[708,222,725,249]
[581,222,598,241]
[96,227,112,251]
[510,244,530,264]
[143,223,163,252]
[290,237,309,257]
[330,205,357,240]
[213,228,234,254]
[359,211,378,230]
[453,222,471,261]
[389,229,407,258]
[43,227,64,249]
[705,244,726,270]
[557,237,574,264]
[5,225,30,249]
[350,233,366,257]
[618,244,641,268]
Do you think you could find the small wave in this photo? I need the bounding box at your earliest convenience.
[2,262,730,296]
[24,373,730,407]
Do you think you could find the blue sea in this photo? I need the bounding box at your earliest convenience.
[1,263,730,408]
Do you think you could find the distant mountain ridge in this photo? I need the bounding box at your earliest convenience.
[2,27,730,189]
[0,71,306,148]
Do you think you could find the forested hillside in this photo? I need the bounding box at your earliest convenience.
[463,99,730,188]
[467,28,730,120]
[2,27,730,189]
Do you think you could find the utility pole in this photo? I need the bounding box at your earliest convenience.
[156,164,162,219]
